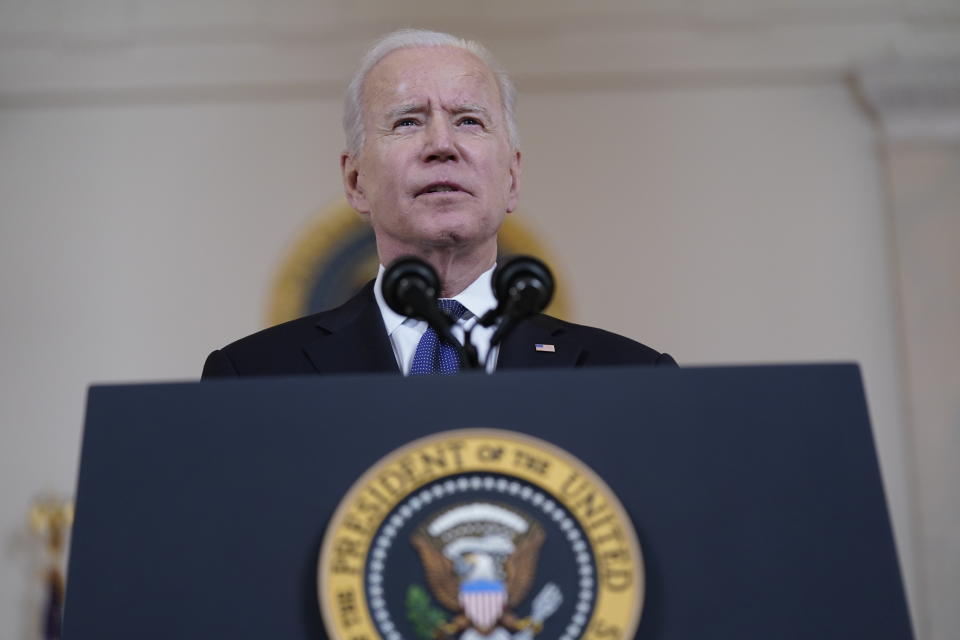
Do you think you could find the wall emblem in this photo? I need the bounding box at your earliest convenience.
[318,429,643,640]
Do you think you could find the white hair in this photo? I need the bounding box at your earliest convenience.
[342,28,519,156]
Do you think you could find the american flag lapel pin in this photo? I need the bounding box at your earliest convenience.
[535,343,556,353]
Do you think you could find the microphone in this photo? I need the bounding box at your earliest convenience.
[484,255,555,346]
[382,257,442,320]
[382,257,480,370]
[492,255,554,318]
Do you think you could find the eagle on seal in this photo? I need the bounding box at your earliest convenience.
[410,502,560,639]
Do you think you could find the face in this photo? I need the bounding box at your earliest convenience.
[342,46,520,258]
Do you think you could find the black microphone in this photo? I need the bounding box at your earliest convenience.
[485,255,554,346]
[382,257,480,370]
[382,257,442,320]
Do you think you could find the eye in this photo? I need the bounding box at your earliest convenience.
[393,117,420,129]
[457,116,484,127]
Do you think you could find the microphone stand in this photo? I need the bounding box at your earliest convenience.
[381,256,483,371]
[481,282,548,347]
[459,322,481,371]
[477,256,555,369]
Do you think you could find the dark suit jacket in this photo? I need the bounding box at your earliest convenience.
[202,282,676,378]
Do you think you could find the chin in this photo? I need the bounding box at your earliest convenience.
[421,228,479,248]
[414,213,495,246]
[418,222,498,250]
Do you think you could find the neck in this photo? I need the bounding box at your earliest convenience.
[378,240,496,297]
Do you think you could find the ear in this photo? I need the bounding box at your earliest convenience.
[505,149,521,213]
[341,152,370,216]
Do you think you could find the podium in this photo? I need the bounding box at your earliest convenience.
[63,364,914,639]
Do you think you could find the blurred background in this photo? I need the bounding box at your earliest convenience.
[1,0,958,638]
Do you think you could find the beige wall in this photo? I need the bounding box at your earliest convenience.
[883,142,960,640]
[2,1,958,638]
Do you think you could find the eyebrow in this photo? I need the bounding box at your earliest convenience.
[386,103,493,120]
[450,103,492,118]
[387,104,425,120]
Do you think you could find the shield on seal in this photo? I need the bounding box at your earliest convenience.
[459,579,507,631]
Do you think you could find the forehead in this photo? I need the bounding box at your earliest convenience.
[361,46,502,115]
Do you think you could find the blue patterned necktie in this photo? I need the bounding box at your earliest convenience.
[409,299,468,375]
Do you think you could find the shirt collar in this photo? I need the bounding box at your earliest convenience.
[374,263,498,336]
[454,264,498,321]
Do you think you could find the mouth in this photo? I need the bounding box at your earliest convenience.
[415,181,470,197]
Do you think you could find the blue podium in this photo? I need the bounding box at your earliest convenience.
[63,364,913,639]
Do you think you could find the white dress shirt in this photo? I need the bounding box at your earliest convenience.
[373,264,500,374]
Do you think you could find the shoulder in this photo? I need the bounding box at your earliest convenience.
[530,314,677,367]
[202,283,376,378]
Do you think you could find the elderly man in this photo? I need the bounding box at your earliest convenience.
[202,29,675,378]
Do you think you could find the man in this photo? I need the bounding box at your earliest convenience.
[203,29,675,378]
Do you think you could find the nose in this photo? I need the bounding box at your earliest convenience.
[421,117,459,163]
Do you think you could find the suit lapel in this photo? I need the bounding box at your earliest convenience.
[302,282,400,375]
[497,314,582,370]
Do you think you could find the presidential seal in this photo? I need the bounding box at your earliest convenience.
[318,430,644,640]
